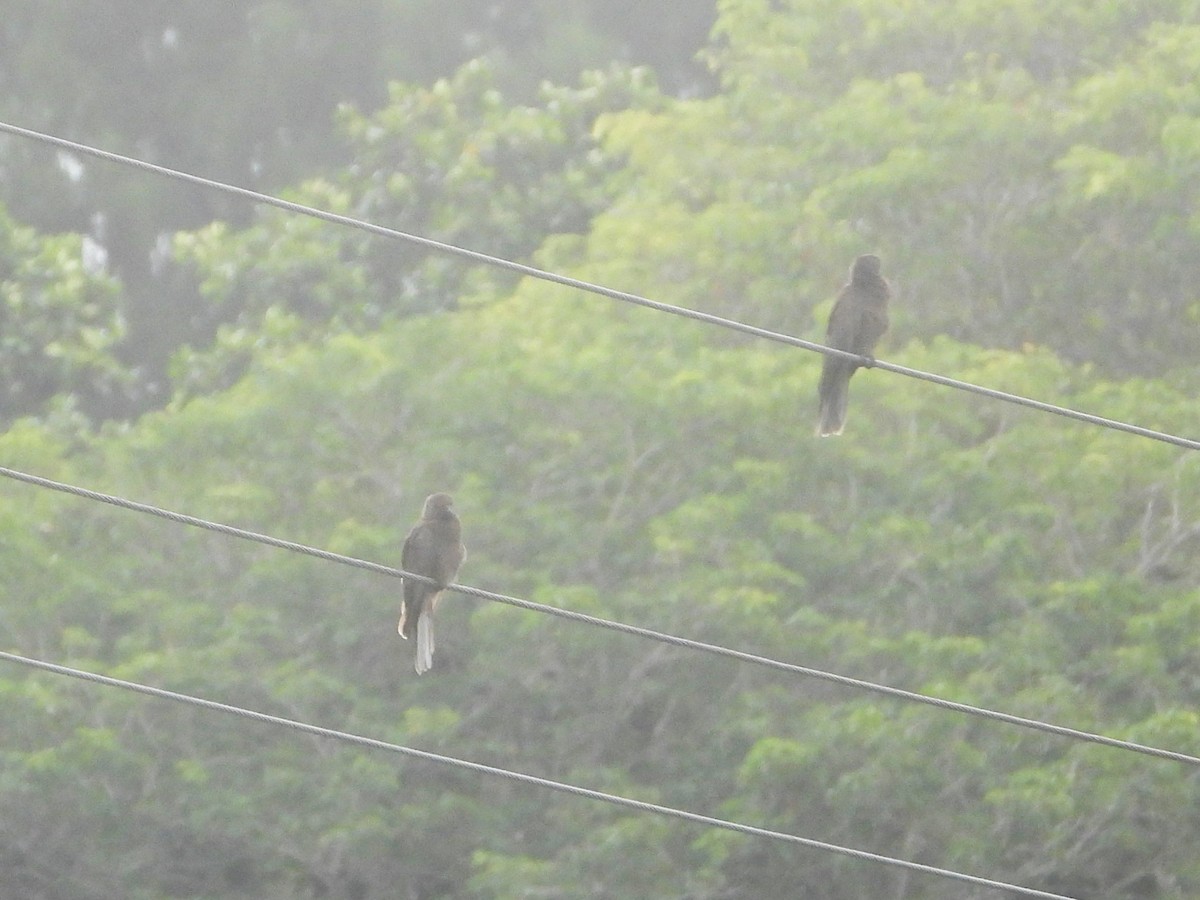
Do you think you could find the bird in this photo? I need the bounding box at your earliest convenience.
[816,254,891,437]
[398,492,466,674]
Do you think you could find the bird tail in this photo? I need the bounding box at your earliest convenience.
[415,611,435,675]
[816,370,850,437]
[397,601,409,638]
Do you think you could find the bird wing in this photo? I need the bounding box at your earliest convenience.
[825,284,865,352]
[435,538,465,586]
[401,523,438,606]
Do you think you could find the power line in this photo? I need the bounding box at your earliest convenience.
[1,462,1196,768]
[0,120,1196,452]
[0,650,1079,900]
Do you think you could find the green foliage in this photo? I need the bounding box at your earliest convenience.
[170,60,662,398]
[3,273,1199,895]
[5,1,1200,898]
[0,1,714,421]
[595,0,1200,375]
[0,203,129,420]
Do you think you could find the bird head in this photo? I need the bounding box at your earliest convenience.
[422,492,455,518]
[850,254,882,281]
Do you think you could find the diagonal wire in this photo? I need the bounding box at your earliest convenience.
[1,462,1196,768]
[0,120,1195,452]
[0,650,1079,900]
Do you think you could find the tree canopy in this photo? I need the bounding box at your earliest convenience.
[2,1,1199,898]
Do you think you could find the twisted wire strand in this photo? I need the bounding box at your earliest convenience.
[0,120,1195,451]
[0,463,1194,767]
[0,650,1079,900]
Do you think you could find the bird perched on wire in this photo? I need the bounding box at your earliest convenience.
[398,492,466,674]
[816,254,891,437]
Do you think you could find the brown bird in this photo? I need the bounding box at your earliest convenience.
[816,254,891,437]
[398,492,466,674]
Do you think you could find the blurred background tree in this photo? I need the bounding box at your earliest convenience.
[0,0,715,415]
[2,1,1200,898]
